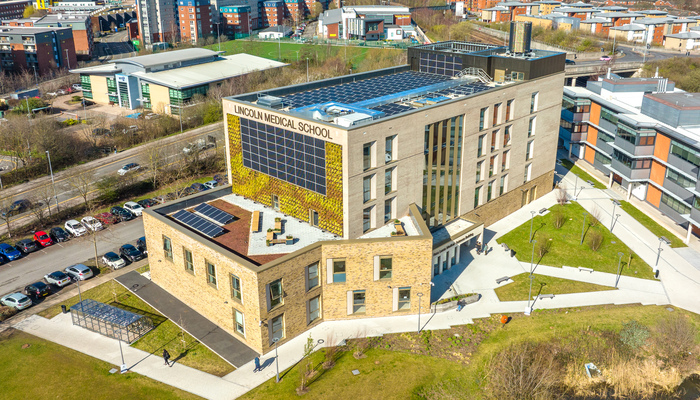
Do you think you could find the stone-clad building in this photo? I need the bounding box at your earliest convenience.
[143,39,565,355]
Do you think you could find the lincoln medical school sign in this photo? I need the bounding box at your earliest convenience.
[234,105,334,140]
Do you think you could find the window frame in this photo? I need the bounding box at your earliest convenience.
[206,260,217,288]
[307,262,319,291]
[163,235,173,261]
[332,259,346,283]
[352,290,366,314]
[231,274,242,301]
[234,309,245,336]
[379,256,392,280]
[398,287,411,311]
[183,248,194,274]
[269,278,283,309]
[308,295,320,324]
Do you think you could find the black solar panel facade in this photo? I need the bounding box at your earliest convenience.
[240,118,327,196]
[419,52,463,77]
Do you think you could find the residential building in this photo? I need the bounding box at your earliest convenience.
[136,0,179,46]
[664,30,700,51]
[220,5,251,35]
[3,13,94,59]
[143,39,565,356]
[0,26,76,74]
[317,5,412,41]
[559,74,700,242]
[70,48,285,114]
[178,0,213,43]
[258,24,291,39]
[0,0,31,20]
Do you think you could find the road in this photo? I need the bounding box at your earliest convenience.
[0,215,146,302]
[0,122,224,236]
[95,30,136,61]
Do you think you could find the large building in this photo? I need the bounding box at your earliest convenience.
[70,48,285,114]
[178,0,213,43]
[318,5,412,41]
[560,74,700,242]
[0,26,77,73]
[136,0,179,46]
[220,5,251,35]
[143,40,566,354]
[3,13,94,59]
[0,0,31,20]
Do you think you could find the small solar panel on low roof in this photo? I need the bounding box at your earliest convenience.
[172,210,224,238]
[194,203,234,225]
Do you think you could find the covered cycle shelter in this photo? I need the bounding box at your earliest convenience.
[71,299,154,343]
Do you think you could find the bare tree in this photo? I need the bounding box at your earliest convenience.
[556,186,567,205]
[590,206,602,227]
[67,165,95,207]
[29,184,56,225]
[142,143,167,189]
[0,196,15,238]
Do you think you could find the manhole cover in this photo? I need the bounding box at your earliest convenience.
[351,369,360,376]
[109,368,118,374]
[666,307,675,312]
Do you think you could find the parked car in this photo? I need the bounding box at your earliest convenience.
[0,293,32,310]
[136,236,147,254]
[0,243,22,261]
[565,59,576,65]
[180,187,196,197]
[49,227,70,243]
[64,219,87,237]
[44,271,72,287]
[137,198,157,208]
[123,201,144,217]
[64,264,93,281]
[102,251,126,269]
[600,55,612,61]
[110,206,135,222]
[1,199,31,217]
[24,282,51,299]
[203,180,218,190]
[94,212,118,226]
[117,163,140,176]
[81,216,104,232]
[15,239,38,255]
[190,183,208,193]
[33,231,53,247]
[71,84,82,91]
[92,128,110,135]
[119,244,145,262]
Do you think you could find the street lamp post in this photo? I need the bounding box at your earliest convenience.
[610,199,620,231]
[46,151,60,212]
[580,212,588,245]
[273,337,281,383]
[417,292,424,333]
[529,210,536,243]
[526,239,537,316]
[615,252,624,287]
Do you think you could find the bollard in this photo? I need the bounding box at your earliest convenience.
[61,305,68,314]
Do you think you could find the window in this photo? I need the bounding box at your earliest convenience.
[308,296,320,323]
[487,180,494,201]
[491,130,498,152]
[398,287,410,311]
[489,155,496,177]
[492,103,500,126]
[206,260,217,287]
[183,248,193,273]
[524,163,532,183]
[363,142,374,170]
[384,197,394,223]
[307,263,319,290]
[309,209,319,227]
[385,135,396,162]
[268,279,283,309]
[528,117,536,137]
[363,206,374,232]
[503,125,511,147]
[530,92,539,113]
[666,168,695,188]
[385,167,395,194]
[474,186,481,208]
[363,175,374,202]
[163,235,172,260]
[502,150,509,172]
[477,134,485,157]
[271,194,279,210]
[660,192,690,214]
[479,107,487,131]
[506,99,513,121]
[500,174,507,195]
[270,314,284,343]
[670,140,700,168]
[234,309,245,335]
[526,140,534,160]
[333,259,346,283]
[639,132,655,146]
[231,274,241,301]
[379,257,392,279]
[353,290,366,314]
[476,160,483,183]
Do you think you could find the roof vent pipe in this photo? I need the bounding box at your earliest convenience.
[654,67,659,78]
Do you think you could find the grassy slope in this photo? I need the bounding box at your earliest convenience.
[560,159,607,189]
[497,202,654,279]
[0,329,202,400]
[494,273,616,302]
[620,200,686,248]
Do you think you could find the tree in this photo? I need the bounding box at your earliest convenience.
[23,5,35,18]
[67,165,95,207]
[0,196,15,238]
[142,143,167,190]
[29,184,56,225]
[311,2,324,18]
[329,0,338,9]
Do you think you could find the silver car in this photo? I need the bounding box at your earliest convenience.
[64,264,94,281]
[44,271,72,287]
[1,293,32,310]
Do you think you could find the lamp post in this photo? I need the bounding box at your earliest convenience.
[306,58,309,82]
[655,236,671,276]
[615,252,624,288]
[273,337,280,383]
[416,292,424,333]
[46,151,59,212]
[610,199,620,231]
[526,239,537,316]
[580,212,588,245]
[65,48,70,69]
[529,210,536,243]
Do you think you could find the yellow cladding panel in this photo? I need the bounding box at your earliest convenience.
[89,75,109,105]
[149,84,172,114]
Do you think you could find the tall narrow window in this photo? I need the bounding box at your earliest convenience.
[333,259,346,283]
[526,140,534,160]
[385,167,395,194]
[500,174,507,195]
[363,175,373,202]
[271,194,280,210]
[487,180,494,201]
[503,125,511,147]
[506,99,513,121]
[502,150,509,172]
[530,92,539,113]
[491,130,498,152]
[183,248,193,273]
[270,314,284,343]
[308,296,320,323]
[309,209,319,227]
[231,274,241,301]
[398,287,411,310]
[234,309,245,335]
[363,206,374,232]
[363,142,374,170]
[307,263,319,290]
[474,186,481,208]
[206,260,217,287]
[477,134,485,157]
[384,197,394,223]
[479,107,487,131]
[476,160,483,183]
[163,235,172,261]
[352,290,366,314]
[269,279,283,309]
[524,163,532,183]
[489,155,496,177]
[492,103,500,126]
[385,135,396,163]
[528,117,536,137]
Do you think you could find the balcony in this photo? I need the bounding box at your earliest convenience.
[663,178,694,204]
[668,153,699,178]
[613,137,654,157]
[610,158,650,181]
[0,46,10,53]
[24,46,35,53]
[690,206,700,226]
[22,40,35,45]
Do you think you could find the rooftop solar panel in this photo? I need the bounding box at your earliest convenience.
[194,203,235,225]
[172,210,224,238]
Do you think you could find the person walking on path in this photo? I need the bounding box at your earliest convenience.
[254,357,261,372]
[163,349,171,366]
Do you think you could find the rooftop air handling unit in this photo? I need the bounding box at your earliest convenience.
[508,21,532,55]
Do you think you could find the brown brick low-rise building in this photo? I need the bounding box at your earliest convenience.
[0,26,76,74]
[3,13,94,59]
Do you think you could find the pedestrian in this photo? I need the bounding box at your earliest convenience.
[254,356,261,372]
[162,349,171,366]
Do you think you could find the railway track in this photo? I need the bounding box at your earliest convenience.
[468,29,505,46]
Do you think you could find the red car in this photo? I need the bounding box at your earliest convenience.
[94,212,118,225]
[33,231,53,247]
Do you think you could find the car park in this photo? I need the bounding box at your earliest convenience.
[137,236,147,254]
[15,239,38,255]
[137,198,157,208]
[119,244,145,262]
[81,216,104,231]
[71,84,82,91]
[1,199,31,217]
[204,180,218,190]
[102,251,126,269]
[123,201,144,217]
[49,227,70,243]
[117,163,140,176]
[64,264,93,281]
[94,212,118,225]
[110,206,135,222]
[180,187,196,197]
[44,271,72,287]
[33,231,53,247]
[24,282,51,299]
[1,293,32,310]
[65,219,87,237]
[0,243,22,261]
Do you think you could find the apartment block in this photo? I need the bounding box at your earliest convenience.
[178,0,213,43]
[318,5,412,41]
[0,26,76,74]
[0,0,31,20]
[220,5,251,35]
[3,13,94,59]
[136,0,178,46]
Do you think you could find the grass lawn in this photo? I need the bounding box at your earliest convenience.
[494,273,617,302]
[560,158,607,189]
[0,329,202,400]
[497,202,655,279]
[38,279,235,377]
[620,200,686,248]
[240,348,469,400]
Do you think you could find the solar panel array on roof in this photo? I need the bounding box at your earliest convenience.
[370,103,413,116]
[435,82,491,97]
[173,210,224,238]
[194,203,235,225]
[280,71,452,109]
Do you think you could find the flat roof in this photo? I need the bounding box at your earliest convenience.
[647,93,700,109]
[132,54,286,89]
[112,48,220,69]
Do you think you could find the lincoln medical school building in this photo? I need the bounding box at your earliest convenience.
[560,75,700,242]
[143,40,566,355]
